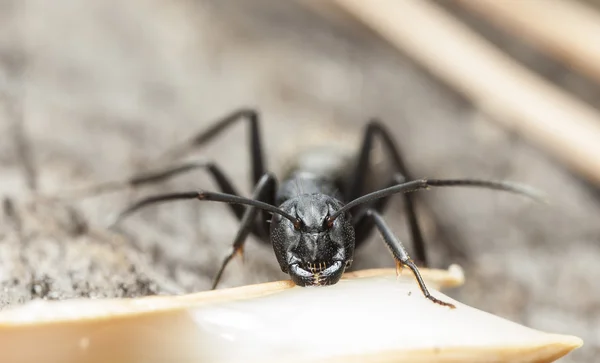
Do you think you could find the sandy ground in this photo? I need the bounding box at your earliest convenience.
[0,0,599,361]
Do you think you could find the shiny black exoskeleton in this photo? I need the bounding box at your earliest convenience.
[271,176,355,287]
[79,108,544,308]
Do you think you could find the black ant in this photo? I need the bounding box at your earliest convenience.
[66,109,545,308]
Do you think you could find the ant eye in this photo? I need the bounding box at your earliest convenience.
[293,219,302,231]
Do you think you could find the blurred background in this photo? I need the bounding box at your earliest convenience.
[0,0,599,361]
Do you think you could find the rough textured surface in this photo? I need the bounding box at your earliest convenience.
[0,0,597,361]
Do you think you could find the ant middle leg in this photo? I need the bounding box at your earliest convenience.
[70,162,247,220]
[347,120,428,265]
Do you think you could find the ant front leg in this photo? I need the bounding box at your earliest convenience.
[106,172,278,289]
[362,208,455,309]
[348,120,428,265]
[107,172,284,290]
[211,172,277,289]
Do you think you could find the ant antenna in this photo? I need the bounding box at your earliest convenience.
[328,178,547,222]
[109,190,298,228]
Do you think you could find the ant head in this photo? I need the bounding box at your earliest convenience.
[270,194,355,287]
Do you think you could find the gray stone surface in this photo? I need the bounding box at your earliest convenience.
[0,0,598,361]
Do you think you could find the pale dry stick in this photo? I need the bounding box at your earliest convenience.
[0,268,582,363]
[329,0,600,187]
[456,0,600,84]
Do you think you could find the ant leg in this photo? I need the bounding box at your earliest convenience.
[64,162,247,220]
[108,172,281,232]
[212,173,277,289]
[159,108,266,186]
[364,208,455,308]
[353,173,404,245]
[347,121,428,265]
[105,172,277,289]
[58,108,266,199]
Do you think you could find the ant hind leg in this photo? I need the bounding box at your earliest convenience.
[54,108,268,223]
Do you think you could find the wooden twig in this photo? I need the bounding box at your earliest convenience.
[456,0,600,84]
[329,0,600,187]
